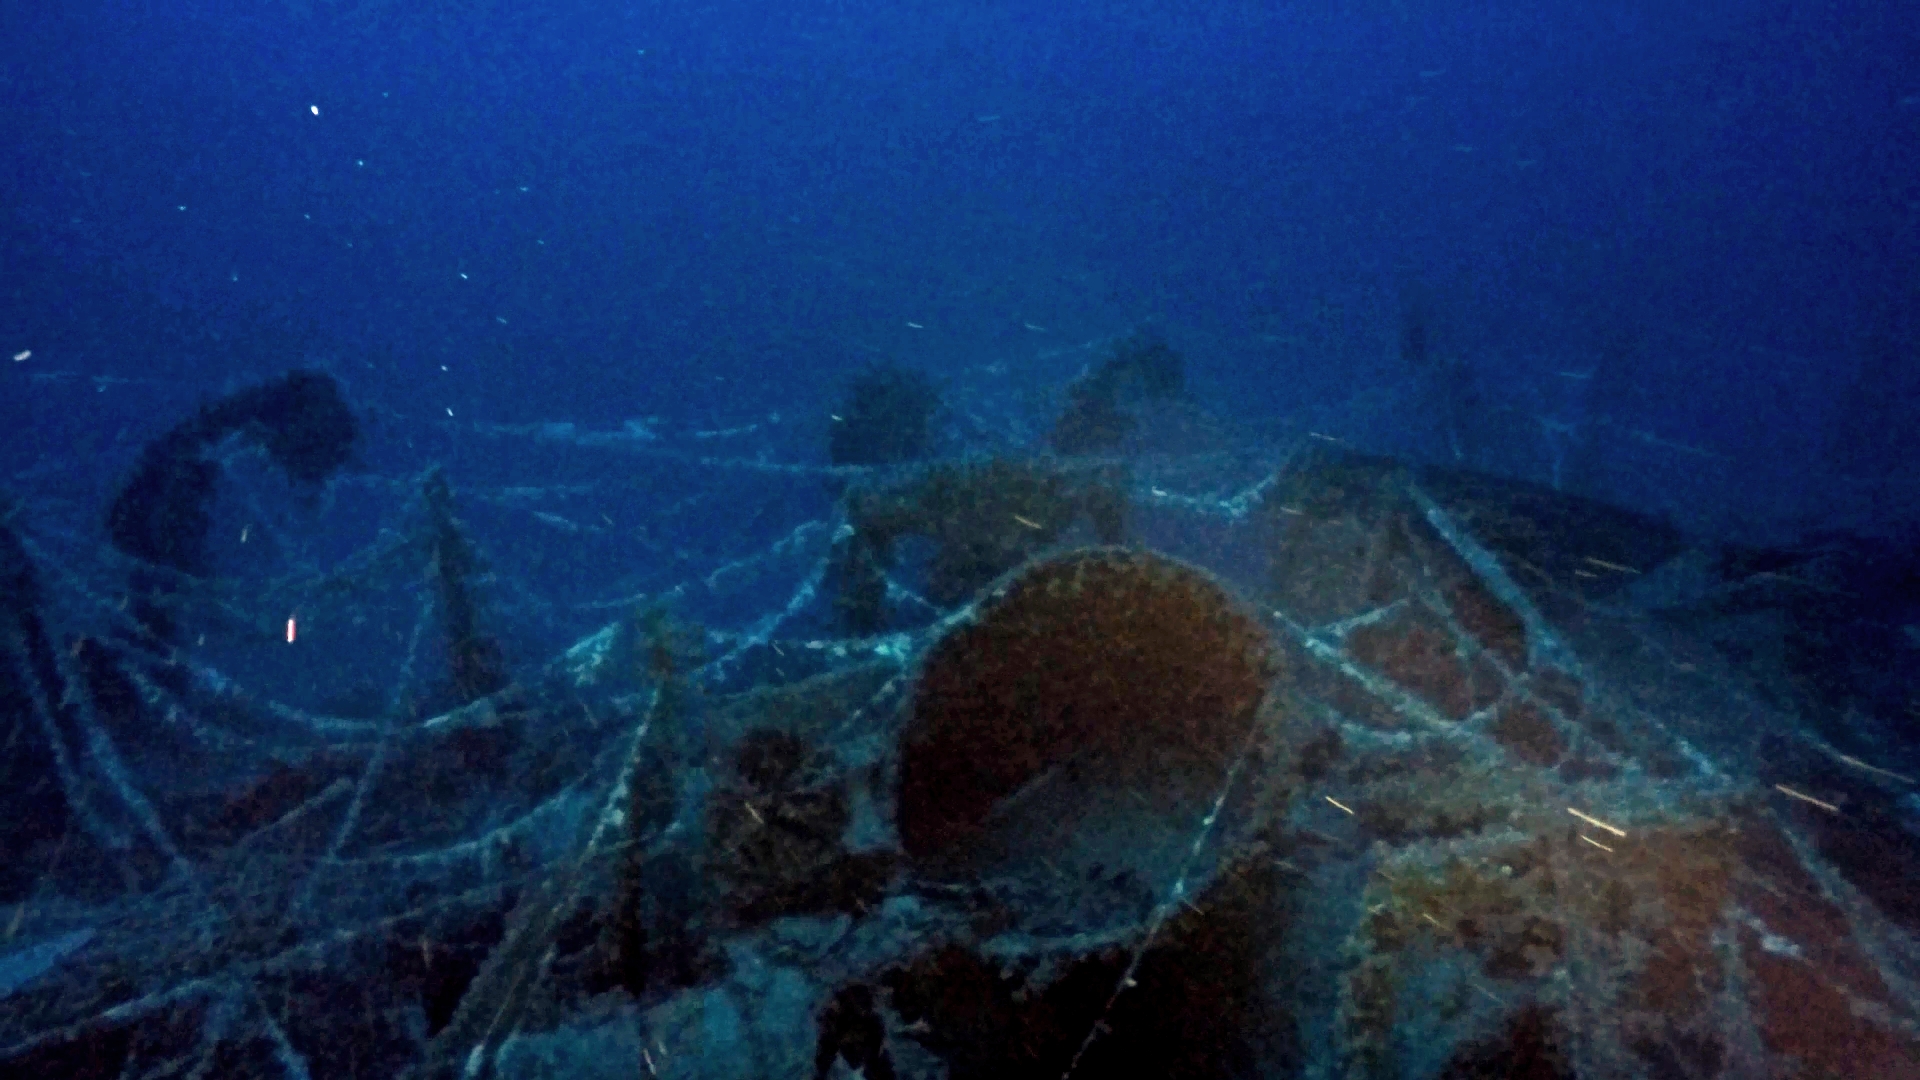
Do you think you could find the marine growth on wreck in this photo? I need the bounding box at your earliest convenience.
[3,338,1918,1080]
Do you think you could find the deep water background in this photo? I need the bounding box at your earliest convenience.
[3,0,1917,541]
[3,5,1920,1074]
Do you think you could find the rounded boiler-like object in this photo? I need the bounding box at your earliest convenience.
[895,548,1276,867]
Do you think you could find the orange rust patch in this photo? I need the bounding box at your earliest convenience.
[1487,701,1566,766]
[1443,577,1527,669]
[898,550,1272,861]
[1638,926,1714,1014]
[1735,813,1816,886]
[1528,667,1585,720]
[1639,830,1737,933]
[1742,928,1916,1078]
[1612,827,1737,1016]
[1740,884,1891,1006]
[1348,614,1485,720]
[1732,817,1893,1006]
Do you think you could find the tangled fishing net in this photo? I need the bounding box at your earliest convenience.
[2,331,1918,1080]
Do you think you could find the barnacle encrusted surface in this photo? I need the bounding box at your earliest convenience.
[7,394,1920,1080]
[896,548,1274,864]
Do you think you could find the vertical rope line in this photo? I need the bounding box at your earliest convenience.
[294,588,433,916]
[1,627,128,854]
[1060,704,1265,1079]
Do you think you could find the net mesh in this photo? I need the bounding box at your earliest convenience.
[5,333,1918,1080]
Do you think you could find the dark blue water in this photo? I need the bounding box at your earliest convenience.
[7,0,1915,533]
[4,3,1920,1077]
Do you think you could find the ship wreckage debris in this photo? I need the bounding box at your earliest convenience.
[2,345,1919,1079]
